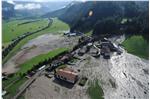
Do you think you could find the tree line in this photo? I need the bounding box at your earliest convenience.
[18,35,92,77]
[47,1,148,42]
[2,18,53,59]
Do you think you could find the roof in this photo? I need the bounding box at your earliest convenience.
[101,46,110,53]
[56,67,78,81]
[60,55,69,61]
[87,43,93,46]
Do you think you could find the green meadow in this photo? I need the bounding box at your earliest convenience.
[3,18,69,98]
[3,18,69,99]
[19,47,68,74]
[2,19,49,43]
[122,35,149,59]
[88,80,104,99]
[37,18,69,33]
[2,18,69,64]
[3,77,27,99]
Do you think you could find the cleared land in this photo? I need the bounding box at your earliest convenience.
[122,35,149,59]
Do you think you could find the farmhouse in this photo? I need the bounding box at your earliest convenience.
[55,67,78,84]
[60,54,73,63]
[89,46,99,56]
[51,60,63,67]
[100,39,118,51]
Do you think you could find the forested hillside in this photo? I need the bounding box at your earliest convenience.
[44,1,149,42]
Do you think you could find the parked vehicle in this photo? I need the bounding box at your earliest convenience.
[38,65,46,71]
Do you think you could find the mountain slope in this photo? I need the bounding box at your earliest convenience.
[2,1,70,19]
[43,1,148,41]
[2,1,15,19]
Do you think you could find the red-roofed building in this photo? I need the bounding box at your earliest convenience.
[55,67,78,84]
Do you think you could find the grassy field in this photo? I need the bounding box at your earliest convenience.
[36,18,69,34]
[3,77,27,99]
[2,19,49,43]
[86,30,93,36]
[2,18,69,64]
[18,47,69,74]
[2,16,69,99]
[3,74,19,87]
[3,47,69,99]
[2,18,69,98]
[122,35,149,59]
[87,80,104,99]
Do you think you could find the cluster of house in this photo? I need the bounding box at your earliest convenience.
[48,37,92,84]
[48,36,94,84]
[46,37,122,84]
[43,52,79,84]
[50,54,73,69]
[77,38,122,59]
[99,38,122,59]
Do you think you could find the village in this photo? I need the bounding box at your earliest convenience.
[2,1,149,99]
[2,31,148,99]
[2,31,123,97]
[25,34,124,98]
[27,34,148,99]
[43,34,123,83]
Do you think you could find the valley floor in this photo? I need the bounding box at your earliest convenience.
[2,34,78,74]
[23,35,148,99]
[3,34,149,99]
[24,50,149,99]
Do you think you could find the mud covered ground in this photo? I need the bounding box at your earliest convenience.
[2,34,78,74]
[24,35,149,99]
